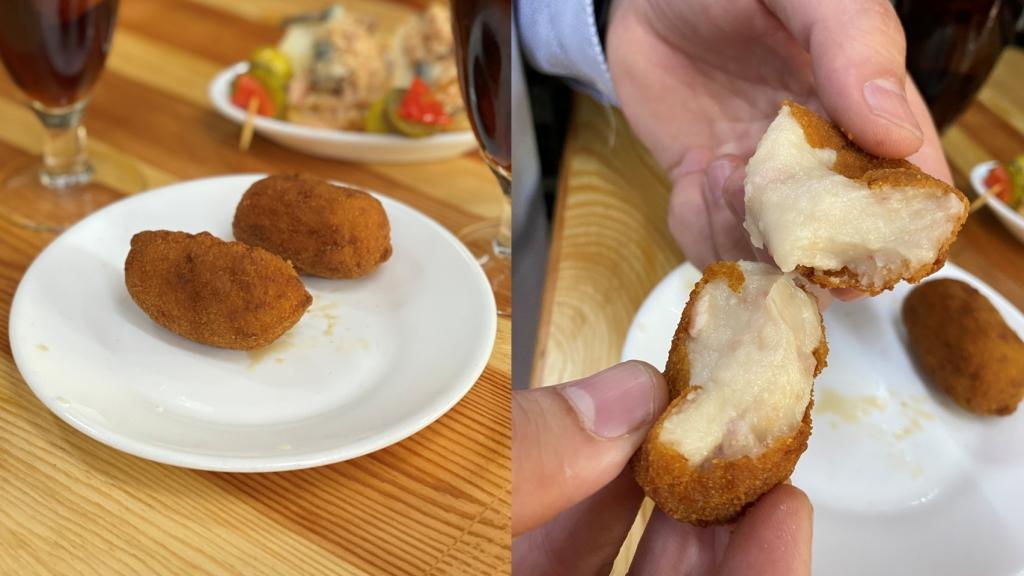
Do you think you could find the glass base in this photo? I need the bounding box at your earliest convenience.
[0,148,145,232]
[459,220,511,317]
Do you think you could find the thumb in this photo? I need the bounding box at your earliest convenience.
[512,361,668,536]
[767,0,924,158]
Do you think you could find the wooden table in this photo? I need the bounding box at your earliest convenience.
[534,46,1024,574]
[0,1,510,574]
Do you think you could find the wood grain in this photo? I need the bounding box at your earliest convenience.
[537,48,1024,574]
[532,103,682,388]
[0,1,510,575]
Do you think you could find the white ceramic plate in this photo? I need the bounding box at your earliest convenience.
[209,63,478,164]
[10,174,496,472]
[623,262,1024,576]
[970,160,1024,244]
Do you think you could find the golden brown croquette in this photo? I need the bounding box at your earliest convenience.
[233,174,392,279]
[635,261,827,526]
[903,279,1024,416]
[125,230,311,350]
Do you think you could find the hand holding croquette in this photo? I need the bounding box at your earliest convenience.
[510,359,814,568]
[125,231,312,350]
[233,174,392,279]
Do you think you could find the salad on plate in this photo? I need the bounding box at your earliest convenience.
[229,4,468,139]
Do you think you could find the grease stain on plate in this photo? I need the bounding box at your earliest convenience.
[247,337,296,369]
[816,389,887,424]
[817,388,937,444]
[310,298,342,336]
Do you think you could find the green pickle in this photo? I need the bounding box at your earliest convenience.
[365,96,390,133]
[249,47,292,83]
[248,47,291,118]
[364,89,440,137]
[1008,155,1024,207]
[247,68,286,118]
[385,89,439,138]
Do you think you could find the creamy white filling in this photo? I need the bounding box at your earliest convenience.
[659,262,821,465]
[743,106,963,289]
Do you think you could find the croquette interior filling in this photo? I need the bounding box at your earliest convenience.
[658,262,821,465]
[743,106,964,291]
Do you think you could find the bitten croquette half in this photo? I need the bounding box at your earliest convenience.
[233,174,392,279]
[743,101,968,295]
[634,261,828,526]
[125,230,312,350]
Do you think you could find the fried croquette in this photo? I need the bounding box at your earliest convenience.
[233,174,392,279]
[743,101,968,295]
[634,261,827,526]
[125,230,312,350]
[902,279,1024,416]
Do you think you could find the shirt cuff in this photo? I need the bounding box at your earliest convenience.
[515,0,618,105]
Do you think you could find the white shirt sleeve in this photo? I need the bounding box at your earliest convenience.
[515,0,618,105]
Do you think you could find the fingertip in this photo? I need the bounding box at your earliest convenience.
[512,362,671,535]
[675,148,714,178]
[629,508,725,575]
[771,0,924,158]
[766,483,812,513]
[718,484,813,576]
[817,78,924,159]
[669,171,716,269]
[860,77,924,153]
[706,155,744,202]
[722,168,747,222]
[769,483,815,530]
[756,483,814,533]
[560,361,664,439]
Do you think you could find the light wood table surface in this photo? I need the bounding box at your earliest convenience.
[0,1,510,574]
[533,46,1024,575]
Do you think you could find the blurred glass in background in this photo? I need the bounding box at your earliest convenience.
[895,0,1024,131]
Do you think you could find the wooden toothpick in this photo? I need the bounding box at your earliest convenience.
[239,97,259,151]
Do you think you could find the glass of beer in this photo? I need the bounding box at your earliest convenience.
[451,0,512,316]
[0,0,142,231]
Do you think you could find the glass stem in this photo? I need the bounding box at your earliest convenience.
[492,167,511,257]
[33,102,93,189]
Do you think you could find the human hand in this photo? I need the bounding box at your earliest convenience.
[605,0,953,303]
[512,361,813,575]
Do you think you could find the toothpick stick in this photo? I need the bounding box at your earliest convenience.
[970,184,1003,213]
[239,97,258,151]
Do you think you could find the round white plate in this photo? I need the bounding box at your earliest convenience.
[623,262,1024,576]
[970,160,1024,244]
[209,63,478,164]
[10,174,496,472]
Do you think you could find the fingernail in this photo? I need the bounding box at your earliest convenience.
[706,159,735,203]
[722,171,746,220]
[561,361,658,438]
[863,78,923,139]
